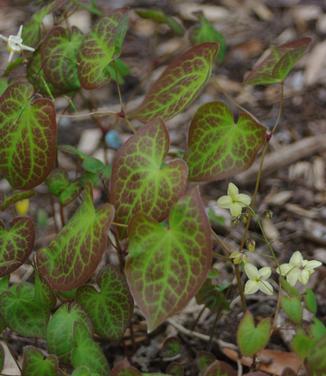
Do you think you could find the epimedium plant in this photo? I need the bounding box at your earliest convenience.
[0,1,323,376]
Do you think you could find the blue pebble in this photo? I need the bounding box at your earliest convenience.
[105,130,123,150]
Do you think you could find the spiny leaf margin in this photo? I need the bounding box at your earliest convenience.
[36,185,114,290]
[125,187,212,331]
[109,118,188,238]
[128,42,219,122]
[184,101,266,181]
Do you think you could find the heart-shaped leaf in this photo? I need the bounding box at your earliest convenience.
[36,185,114,290]
[46,168,81,206]
[128,43,219,122]
[237,311,271,357]
[47,303,91,363]
[77,267,133,340]
[184,102,266,181]
[244,37,311,85]
[0,283,49,337]
[0,81,57,189]
[0,217,34,277]
[71,322,110,376]
[125,188,212,331]
[78,10,128,89]
[281,296,302,325]
[41,26,84,92]
[109,119,188,238]
[22,346,59,376]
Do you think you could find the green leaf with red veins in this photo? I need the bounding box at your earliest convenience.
[184,102,266,182]
[71,322,110,376]
[0,217,34,277]
[0,81,57,189]
[34,273,56,310]
[244,37,311,85]
[27,50,58,97]
[0,283,49,337]
[41,27,84,92]
[77,267,134,340]
[109,119,188,238]
[125,188,212,332]
[36,185,114,291]
[22,346,59,376]
[78,10,129,89]
[128,43,219,122]
[46,303,92,363]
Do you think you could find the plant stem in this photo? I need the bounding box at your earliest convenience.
[190,305,206,331]
[115,81,136,134]
[59,204,65,228]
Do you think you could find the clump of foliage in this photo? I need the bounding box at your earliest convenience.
[0,1,323,375]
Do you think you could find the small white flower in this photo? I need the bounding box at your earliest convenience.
[277,251,321,286]
[0,25,35,62]
[217,182,251,217]
[244,263,273,295]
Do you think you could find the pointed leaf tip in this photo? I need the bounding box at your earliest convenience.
[244,37,312,85]
[109,118,188,238]
[128,42,219,121]
[0,81,57,189]
[184,101,266,181]
[125,187,212,331]
[37,185,114,290]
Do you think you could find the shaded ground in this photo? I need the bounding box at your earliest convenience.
[0,0,325,375]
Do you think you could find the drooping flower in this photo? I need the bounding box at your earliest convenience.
[244,263,273,295]
[217,182,251,217]
[230,251,248,265]
[0,25,35,62]
[277,251,321,286]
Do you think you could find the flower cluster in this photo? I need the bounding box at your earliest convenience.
[277,251,321,286]
[217,185,322,297]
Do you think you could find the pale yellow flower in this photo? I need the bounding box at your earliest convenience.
[230,251,248,265]
[277,251,321,286]
[217,183,251,217]
[244,263,273,295]
[0,25,35,62]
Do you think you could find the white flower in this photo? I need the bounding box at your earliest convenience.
[244,263,273,295]
[277,251,321,286]
[217,182,251,217]
[0,25,35,62]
